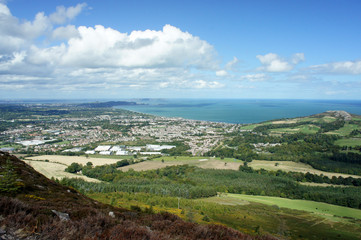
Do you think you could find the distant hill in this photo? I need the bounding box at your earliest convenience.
[0,152,275,240]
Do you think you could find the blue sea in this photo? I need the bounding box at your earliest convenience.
[118,99,361,124]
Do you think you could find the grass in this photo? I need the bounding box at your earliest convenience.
[0,143,22,149]
[268,125,320,134]
[335,138,361,147]
[330,123,360,136]
[88,191,361,240]
[210,193,361,221]
[239,124,260,130]
[53,140,71,145]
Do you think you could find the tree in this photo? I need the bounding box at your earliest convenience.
[0,159,22,193]
[65,162,82,173]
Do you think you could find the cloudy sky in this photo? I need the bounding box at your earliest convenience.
[1,0,361,100]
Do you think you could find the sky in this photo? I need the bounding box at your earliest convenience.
[0,0,361,100]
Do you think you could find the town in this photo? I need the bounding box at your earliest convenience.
[0,103,240,157]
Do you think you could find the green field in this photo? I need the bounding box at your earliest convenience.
[335,138,361,147]
[331,124,360,136]
[212,193,361,221]
[88,191,361,240]
[269,124,320,134]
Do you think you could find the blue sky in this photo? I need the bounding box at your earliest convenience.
[1,0,360,99]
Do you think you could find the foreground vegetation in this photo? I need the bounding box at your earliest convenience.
[87,191,361,240]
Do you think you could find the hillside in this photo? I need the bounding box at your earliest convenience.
[0,151,275,240]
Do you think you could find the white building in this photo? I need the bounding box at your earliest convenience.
[62,147,83,153]
[140,152,162,155]
[116,150,129,156]
[146,144,176,151]
[85,150,96,155]
[110,146,124,152]
[127,146,143,152]
[99,151,111,155]
[17,140,45,146]
[95,145,111,152]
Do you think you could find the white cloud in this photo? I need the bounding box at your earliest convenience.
[49,3,87,24]
[309,60,361,75]
[55,24,217,69]
[256,53,304,72]
[51,25,80,40]
[0,3,86,54]
[292,53,305,64]
[225,56,239,71]
[216,70,228,76]
[193,80,224,89]
[240,73,268,82]
[0,3,10,15]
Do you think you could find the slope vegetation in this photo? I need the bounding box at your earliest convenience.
[0,151,274,240]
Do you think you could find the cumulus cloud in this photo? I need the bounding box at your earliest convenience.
[0,2,86,54]
[309,60,361,75]
[256,53,304,72]
[54,24,217,69]
[51,25,80,40]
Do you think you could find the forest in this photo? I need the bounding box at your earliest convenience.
[60,164,361,209]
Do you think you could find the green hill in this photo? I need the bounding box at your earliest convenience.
[0,151,272,240]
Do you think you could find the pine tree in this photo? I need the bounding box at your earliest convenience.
[0,159,21,193]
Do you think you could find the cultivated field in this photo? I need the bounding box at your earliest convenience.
[119,157,242,172]
[27,155,121,166]
[23,155,123,181]
[249,160,361,178]
[24,160,100,182]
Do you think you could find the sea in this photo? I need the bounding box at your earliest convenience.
[118,99,361,124]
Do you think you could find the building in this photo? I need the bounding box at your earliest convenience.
[99,151,111,155]
[95,145,111,152]
[146,144,176,151]
[115,150,129,156]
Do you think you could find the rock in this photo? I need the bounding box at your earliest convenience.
[109,211,115,218]
[51,210,70,221]
[35,184,45,190]
[14,228,28,238]
[327,110,352,121]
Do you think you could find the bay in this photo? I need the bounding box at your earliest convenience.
[119,99,361,124]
